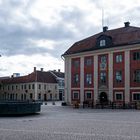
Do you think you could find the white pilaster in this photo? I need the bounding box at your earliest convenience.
[80,57,84,104]
[108,52,113,102]
[125,50,130,103]
[64,57,71,104]
[94,55,98,104]
[35,82,38,100]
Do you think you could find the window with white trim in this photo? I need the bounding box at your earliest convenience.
[73,60,80,67]
[86,74,92,85]
[100,72,106,84]
[85,58,92,66]
[115,71,122,83]
[101,55,106,63]
[85,91,92,100]
[134,70,140,83]
[133,52,140,60]
[74,74,79,84]
[115,92,123,101]
[133,93,140,101]
[73,91,79,100]
[100,40,106,47]
[116,54,122,63]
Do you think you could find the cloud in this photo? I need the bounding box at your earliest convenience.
[0,0,140,76]
[0,0,78,57]
[0,54,64,76]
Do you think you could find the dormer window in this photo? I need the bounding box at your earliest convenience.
[96,35,112,48]
[100,40,106,47]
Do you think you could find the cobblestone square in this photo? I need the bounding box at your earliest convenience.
[0,102,140,140]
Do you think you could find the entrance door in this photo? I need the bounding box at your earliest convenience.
[44,94,47,101]
[99,92,108,104]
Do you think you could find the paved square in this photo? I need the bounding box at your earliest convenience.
[0,102,140,140]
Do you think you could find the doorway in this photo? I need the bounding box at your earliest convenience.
[44,94,47,101]
[99,92,108,104]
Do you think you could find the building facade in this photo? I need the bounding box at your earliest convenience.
[0,68,60,101]
[50,70,65,101]
[63,22,140,106]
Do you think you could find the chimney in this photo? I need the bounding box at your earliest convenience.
[124,21,130,27]
[34,67,36,72]
[58,69,60,72]
[41,68,43,72]
[103,26,108,32]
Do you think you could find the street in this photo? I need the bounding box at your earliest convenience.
[0,102,140,140]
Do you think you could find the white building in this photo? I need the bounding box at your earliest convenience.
[0,67,59,101]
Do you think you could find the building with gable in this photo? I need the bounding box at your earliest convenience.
[63,22,140,106]
[0,68,64,101]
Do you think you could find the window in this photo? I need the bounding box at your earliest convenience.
[100,63,106,70]
[55,94,57,99]
[133,93,140,101]
[85,91,92,99]
[86,74,92,85]
[29,84,31,89]
[115,71,122,83]
[24,85,26,89]
[100,72,106,84]
[100,40,106,47]
[12,85,14,90]
[115,93,123,100]
[15,94,17,100]
[30,93,33,99]
[38,84,41,89]
[101,55,106,63]
[133,52,140,60]
[38,93,41,100]
[85,58,92,66]
[32,84,34,89]
[74,74,79,84]
[21,85,24,90]
[73,60,80,67]
[24,94,26,100]
[116,54,122,63]
[44,85,46,90]
[134,70,140,82]
[21,94,23,100]
[73,91,79,99]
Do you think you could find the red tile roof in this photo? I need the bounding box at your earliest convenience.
[1,71,57,84]
[63,26,140,55]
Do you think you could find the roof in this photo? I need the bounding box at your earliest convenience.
[63,26,140,56]
[0,71,57,84]
[50,71,64,79]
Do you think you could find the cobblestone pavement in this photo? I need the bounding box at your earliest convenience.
[0,102,140,140]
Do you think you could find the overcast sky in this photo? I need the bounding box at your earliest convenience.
[0,0,140,76]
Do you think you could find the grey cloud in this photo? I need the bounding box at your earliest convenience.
[59,6,99,36]
[0,1,77,56]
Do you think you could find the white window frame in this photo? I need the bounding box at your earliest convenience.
[115,71,122,83]
[116,54,122,63]
[86,74,92,85]
[132,92,140,101]
[100,40,106,47]
[85,91,92,100]
[73,91,79,100]
[115,92,123,101]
